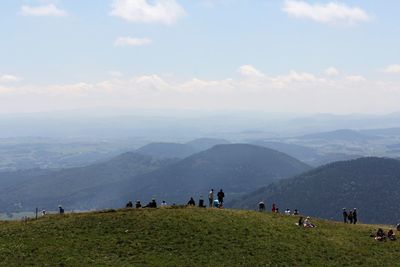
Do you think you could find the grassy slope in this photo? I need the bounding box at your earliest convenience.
[0,208,398,266]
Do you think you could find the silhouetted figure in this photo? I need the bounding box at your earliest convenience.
[298,216,303,226]
[258,201,265,212]
[353,208,357,224]
[126,200,133,208]
[208,189,214,207]
[144,199,157,208]
[272,203,276,213]
[187,197,195,206]
[217,189,225,204]
[375,228,386,241]
[199,196,205,208]
[275,208,279,213]
[348,211,354,224]
[59,205,64,214]
[293,209,299,215]
[342,208,348,223]
[135,200,142,208]
[388,229,396,241]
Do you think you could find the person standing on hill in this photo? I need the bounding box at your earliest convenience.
[258,201,265,212]
[208,189,214,207]
[348,211,354,224]
[217,189,225,206]
[353,208,358,224]
[272,203,276,213]
[342,208,348,223]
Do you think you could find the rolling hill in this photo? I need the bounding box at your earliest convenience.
[0,153,176,213]
[232,157,400,224]
[0,208,398,266]
[118,144,311,205]
[135,138,230,159]
[135,142,197,159]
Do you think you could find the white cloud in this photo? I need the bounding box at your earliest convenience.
[114,37,152,47]
[0,74,21,83]
[110,0,186,25]
[20,4,67,17]
[3,67,400,114]
[238,65,265,78]
[325,67,339,76]
[384,64,400,74]
[282,1,370,25]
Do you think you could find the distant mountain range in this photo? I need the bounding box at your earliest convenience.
[232,157,400,224]
[0,144,309,213]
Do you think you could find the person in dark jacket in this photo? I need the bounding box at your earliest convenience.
[342,208,348,223]
[135,200,142,208]
[144,199,157,208]
[353,208,358,224]
[258,201,265,212]
[217,189,225,204]
[348,211,354,224]
[198,196,205,208]
[59,205,64,214]
[187,197,195,206]
[126,200,133,208]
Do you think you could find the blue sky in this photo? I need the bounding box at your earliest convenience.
[1,0,400,114]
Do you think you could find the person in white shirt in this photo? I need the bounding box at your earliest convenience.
[208,189,214,207]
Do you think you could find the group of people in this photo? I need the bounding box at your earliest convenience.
[342,208,358,224]
[124,188,226,210]
[258,202,299,216]
[126,199,158,209]
[373,228,397,241]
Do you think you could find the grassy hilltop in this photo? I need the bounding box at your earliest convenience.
[0,208,398,266]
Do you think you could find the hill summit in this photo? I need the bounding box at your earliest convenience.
[0,208,398,266]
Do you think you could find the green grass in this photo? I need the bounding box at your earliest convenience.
[0,207,398,266]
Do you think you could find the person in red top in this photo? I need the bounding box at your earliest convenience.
[272,203,276,213]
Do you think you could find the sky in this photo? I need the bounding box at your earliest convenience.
[0,0,400,115]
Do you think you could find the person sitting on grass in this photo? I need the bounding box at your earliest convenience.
[388,229,396,241]
[213,199,219,208]
[375,228,386,241]
[296,216,304,226]
[303,216,316,228]
[293,209,299,215]
[126,200,133,208]
[198,196,205,208]
[59,205,64,214]
[144,199,157,208]
[161,200,168,207]
[187,197,195,206]
[135,200,142,208]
